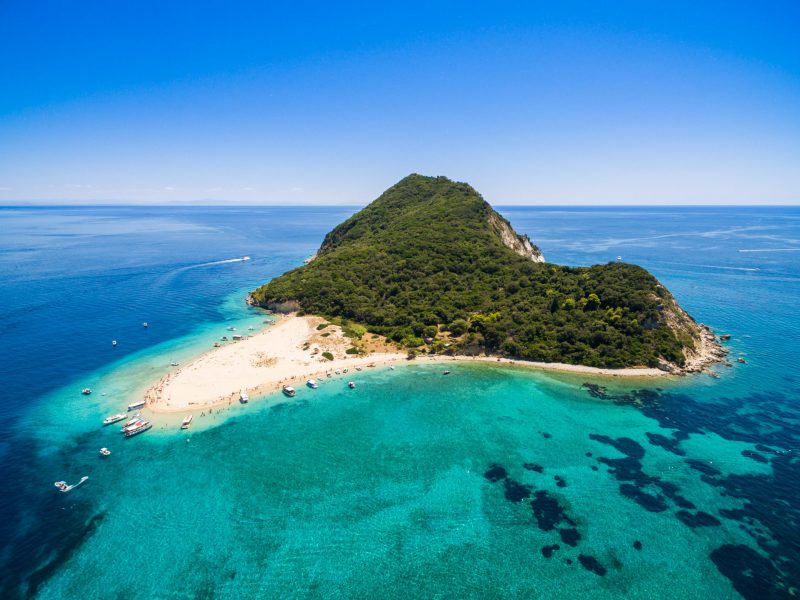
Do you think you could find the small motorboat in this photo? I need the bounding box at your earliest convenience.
[170,361,179,366]
[112,340,118,346]
[737,357,747,363]
[103,413,126,426]
[443,370,451,375]
[143,322,148,328]
[214,342,220,347]
[389,366,395,370]
[720,334,731,341]
[282,385,296,398]
[221,336,228,341]
[306,379,318,389]
[81,388,92,395]
[99,447,111,457]
[54,476,88,492]
[348,381,356,389]
[242,256,251,261]
[181,415,193,429]
[355,366,363,371]
[709,372,721,379]
[227,327,237,331]
[616,256,622,261]
[240,391,249,404]
[127,399,146,411]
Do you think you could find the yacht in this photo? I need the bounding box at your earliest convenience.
[240,391,249,404]
[348,381,356,389]
[124,420,152,438]
[127,399,146,411]
[306,379,318,389]
[181,415,193,429]
[99,447,111,457]
[81,388,92,395]
[282,385,296,398]
[103,413,126,426]
[112,340,117,346]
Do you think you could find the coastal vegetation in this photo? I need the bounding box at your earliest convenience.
[251,175,703,369]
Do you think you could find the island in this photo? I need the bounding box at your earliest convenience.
[146,174,724,413]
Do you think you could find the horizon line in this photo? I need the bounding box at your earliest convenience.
[1,202,799,208]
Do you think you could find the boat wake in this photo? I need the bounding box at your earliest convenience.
[157,256,251,285]
[738,248,800,253]
[181,256,251,270]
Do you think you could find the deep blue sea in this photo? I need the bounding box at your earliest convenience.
[0,205,798,599]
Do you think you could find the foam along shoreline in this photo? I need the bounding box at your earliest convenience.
[144,314,725,414]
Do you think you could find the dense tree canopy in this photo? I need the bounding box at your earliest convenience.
[251,175,700,368]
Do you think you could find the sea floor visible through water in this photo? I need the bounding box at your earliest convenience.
[0,205,798,599]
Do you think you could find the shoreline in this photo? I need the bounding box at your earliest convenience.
[144,314,725,414]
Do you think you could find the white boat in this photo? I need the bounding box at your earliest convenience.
[443,370,451,375]
[242,256,251,261]
[348,381,356,389]
[616,256,622,261]
[143,322,148,328]
[99,447,111,457]
[282,385,296,398]
[54,476,88,492]
[170,361,179,366]
[121,418,145,432]
[181,415,193,429]
[81,388,92,395]
[112,340,117,346]
[227,327,237,331]
[103,413,126,426]
[239,391,249,404]
[127,399,146,411]
[335,369,341,375]
[124,420,152,438]
[306,379,318,389]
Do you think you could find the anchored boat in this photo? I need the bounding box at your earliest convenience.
[282,385,296,398]
[103,413,126,426]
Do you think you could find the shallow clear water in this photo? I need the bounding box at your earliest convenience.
[1,205,798,599]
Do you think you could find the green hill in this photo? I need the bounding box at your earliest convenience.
[250,174,707,369]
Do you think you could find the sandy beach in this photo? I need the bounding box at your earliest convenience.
[145,314,725,414]
[145,314,404,413]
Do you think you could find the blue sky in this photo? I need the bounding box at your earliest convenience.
[1,1,798,204]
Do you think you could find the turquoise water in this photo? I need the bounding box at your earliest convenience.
[1,206,798,598]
